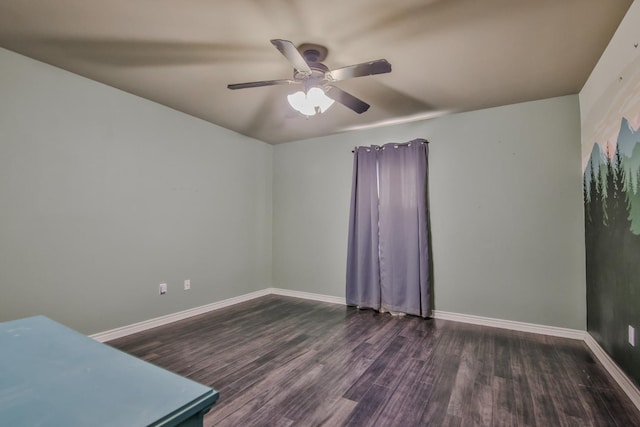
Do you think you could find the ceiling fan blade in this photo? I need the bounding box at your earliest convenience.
[328,59,392,81]
[227,79,297,90]
[325,85,370,114]
[270,39,312,74]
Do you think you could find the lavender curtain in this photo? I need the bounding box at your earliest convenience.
[346,139,431,317]
[378,140,430,317]
[345,147,381,309]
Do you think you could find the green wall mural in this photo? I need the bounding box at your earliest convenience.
[582,55,640,388]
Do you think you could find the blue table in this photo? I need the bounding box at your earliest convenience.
[0,316,219,426]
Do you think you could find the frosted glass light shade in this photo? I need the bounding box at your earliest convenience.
[306,87,334,113]
[287,87,335,116]
[287,91,316,116]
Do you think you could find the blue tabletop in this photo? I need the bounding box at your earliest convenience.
[0,316,219,426]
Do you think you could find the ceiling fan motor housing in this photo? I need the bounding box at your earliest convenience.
[294,44,331,87]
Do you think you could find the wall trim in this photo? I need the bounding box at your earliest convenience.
[584,332,640,410]
[432,310,586,340]
[267,287,346,305]
[90,289,270,342]
[90,288,640,411]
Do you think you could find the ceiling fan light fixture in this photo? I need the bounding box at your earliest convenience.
[229,39,390,117]
[287,87,335,116]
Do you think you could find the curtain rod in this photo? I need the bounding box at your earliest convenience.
[351,139,429,153]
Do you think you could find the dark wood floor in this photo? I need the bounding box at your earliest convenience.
[108,295,640,426]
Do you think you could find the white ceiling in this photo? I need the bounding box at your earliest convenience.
[0,0,632,144]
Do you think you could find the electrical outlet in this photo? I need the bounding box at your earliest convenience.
[159,283,167,295]
[184,279,191,290]
[629,325,636,347]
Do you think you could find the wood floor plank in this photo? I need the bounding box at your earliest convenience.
[108,295,640,426]
[317,398,358,427]
[508,337,535,427]
[447,338,481,418]
[465,383,493,426]
[492,376,517,427]
[203,349,320,424]
[372,358,432,426]
[418,327,465,425]
[342,335,406,401]
[344,384,393,426]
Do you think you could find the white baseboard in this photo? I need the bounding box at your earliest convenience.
[89,288,640,411]
[432,310,586,340]
[90,289,270,342]
[90,288,343,342]
[267,287,346,305]
[584,333,640,410]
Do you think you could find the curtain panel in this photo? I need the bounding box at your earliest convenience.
[345,146,381,309]
[346,139,431,317]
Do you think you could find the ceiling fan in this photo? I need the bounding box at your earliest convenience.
[227,39,392,116]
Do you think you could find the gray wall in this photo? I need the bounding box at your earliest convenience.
[0,48,273,334]
[274,95,586,330]
[0,47,587,333]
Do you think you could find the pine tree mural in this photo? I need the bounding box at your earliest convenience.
[584,118,640,388]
